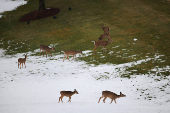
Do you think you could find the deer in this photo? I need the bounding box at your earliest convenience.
[98,32,110,40]
[98,91,126,104]
[101,23,110,33]
[40,44,56,58]
[93,38,113,54]
[58,89,79,103]
[63,50,83,62]
[18,54,27,69]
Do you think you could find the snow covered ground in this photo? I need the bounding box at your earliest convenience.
[0,0,27,18]
[0,49,170,113]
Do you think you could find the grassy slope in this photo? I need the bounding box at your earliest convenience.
[0,0,170,76]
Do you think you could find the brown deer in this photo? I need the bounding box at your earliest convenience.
[98,91,126,104]
[98,33,110,40]
[93,38,113,54]
[18,54,27,69]
[63,50,83,62]
[58,89,79,103]
[40,44,56,58]
[101,23,110,33]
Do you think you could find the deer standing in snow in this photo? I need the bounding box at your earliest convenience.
[63,50,83,62]
[40,44,56,58]
[98,91,126,104]
[101,23,110,33]
[58,89,79,103]
[93,38,113,54]
[18,54,27,69]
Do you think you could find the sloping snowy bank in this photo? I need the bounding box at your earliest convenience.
[0,49,170,113]
[0,0,27,18]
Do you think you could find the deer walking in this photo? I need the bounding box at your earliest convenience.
[40,44,56,58]
[98,33,110,40]
[63,50,83,62]
[101,23,110,33]
[18,54,27,69]
[93,38,113,54]
[98,91,126,104]
[58,89,79,103]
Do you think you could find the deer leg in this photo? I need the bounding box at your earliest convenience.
[110,99,114,104]
[103,47,106,52]
[24,62,26,68]
[94,46,98,54]
[103,97,107,103]
[58,97,61,103]
[68,96,71,102]
[71,55,74,61]
[75,55,77,60]
[20,62,21,69]
[114,99,117,104]
[98,96,103,103]
[50,52,52,57]
[18,62,19,68]
[46,52,47,58]
[61,97,63,103]
[63,55,66,62]
[19,63,21,69]
[43,52,44,57]
[22,63,23,68]
[67,55,70,61]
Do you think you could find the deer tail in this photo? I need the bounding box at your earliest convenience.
[91,41,95,45]
[61,51,65,53]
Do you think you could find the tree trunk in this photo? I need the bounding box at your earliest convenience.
[39,0,45,11]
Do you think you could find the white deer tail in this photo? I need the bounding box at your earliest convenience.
[61,51,65,53]
[91,41,95,45]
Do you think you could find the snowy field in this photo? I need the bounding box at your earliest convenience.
[0,49,170,113]
[0,0,27,18]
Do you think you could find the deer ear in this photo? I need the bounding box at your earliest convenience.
[74,89,76,91]
[120,92,122,95]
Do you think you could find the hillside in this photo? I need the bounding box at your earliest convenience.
[0,0,170,77]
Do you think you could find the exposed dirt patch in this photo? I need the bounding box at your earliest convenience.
[19,8,60,22]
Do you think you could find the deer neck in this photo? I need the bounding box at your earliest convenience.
[116,95,122,99]
[47,48,53,51]
[71,91,76,96]
[25,56,27,60]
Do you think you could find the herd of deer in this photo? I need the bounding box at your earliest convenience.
[18,23,113,69]
[17,25,125,104]
[94,23,113,54]
[58,89,126,104]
